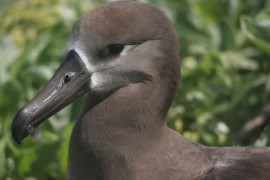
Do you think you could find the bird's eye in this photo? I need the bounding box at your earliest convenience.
[108,44,125,56]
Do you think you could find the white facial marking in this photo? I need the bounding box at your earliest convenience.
[214,161,230,168]
[120,45,138,56]
[73,47,92,71]
[69,40,93,71]
[68,42,139,90]
[90,72,104,89]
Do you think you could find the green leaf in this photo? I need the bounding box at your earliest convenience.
[241,16,270,53]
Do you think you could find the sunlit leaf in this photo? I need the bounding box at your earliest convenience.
[241,16,270,53]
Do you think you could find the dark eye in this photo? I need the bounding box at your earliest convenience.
[108,44,124,55]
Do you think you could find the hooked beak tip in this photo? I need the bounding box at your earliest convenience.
[11,109,34,144]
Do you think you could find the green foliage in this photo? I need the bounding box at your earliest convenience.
[160,0,270,146]
[144,0,270,145]
[0,0,270,179]
[0,0,97,179]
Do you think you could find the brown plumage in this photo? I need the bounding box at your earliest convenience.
[12,1,270,179]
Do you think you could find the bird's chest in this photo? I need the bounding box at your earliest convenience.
[68,116,209,180]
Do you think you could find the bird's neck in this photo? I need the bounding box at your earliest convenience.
[68,84,169,179]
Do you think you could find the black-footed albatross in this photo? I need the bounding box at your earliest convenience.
[11,1,270,179]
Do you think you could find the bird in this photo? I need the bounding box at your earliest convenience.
[11,1,270,179]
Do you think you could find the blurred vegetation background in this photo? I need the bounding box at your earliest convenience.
[0,0,270,179]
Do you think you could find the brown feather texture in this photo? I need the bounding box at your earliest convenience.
[11,1,270,180]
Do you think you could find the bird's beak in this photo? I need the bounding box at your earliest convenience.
[11,50,91,144]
